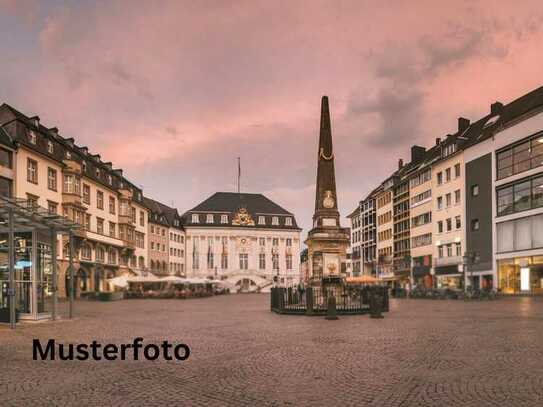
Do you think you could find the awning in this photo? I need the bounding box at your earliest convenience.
[346,275,378,284]
[435,265,461,276]
[378,276,399,281]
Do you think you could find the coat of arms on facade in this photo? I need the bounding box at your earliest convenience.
[322,190,335,209]
[231,207,255,226]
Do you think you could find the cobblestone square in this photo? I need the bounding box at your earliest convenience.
[1,295,543,406]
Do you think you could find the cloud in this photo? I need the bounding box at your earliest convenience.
[2,1,543,237]
[0,0,40,24]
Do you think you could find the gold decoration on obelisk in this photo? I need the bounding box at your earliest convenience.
[319,147,334,161]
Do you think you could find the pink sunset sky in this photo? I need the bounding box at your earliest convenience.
[1,0,543,233]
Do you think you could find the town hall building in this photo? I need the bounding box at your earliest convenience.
[182,192,301,292]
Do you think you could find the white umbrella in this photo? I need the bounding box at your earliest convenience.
[126,273,162,283]
[108,276,128,288]
[186,277,209,284]
[161,276,188,283]
[208,279,225,285]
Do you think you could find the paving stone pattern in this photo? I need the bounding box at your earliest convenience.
[1,296,543,406]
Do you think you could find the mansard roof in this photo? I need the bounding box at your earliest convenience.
[142,196,182,229]
[0,126,14,148]
[183,192,300,230]
[0,103,143,202]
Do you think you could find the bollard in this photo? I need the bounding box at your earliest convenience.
[325,295,338,320]
[305,287,314,316]
[381,286,389,312]
[370,289,384,319]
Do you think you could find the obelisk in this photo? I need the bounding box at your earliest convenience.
[305,96,350,287]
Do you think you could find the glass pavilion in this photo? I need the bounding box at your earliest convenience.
[0,196,79,328]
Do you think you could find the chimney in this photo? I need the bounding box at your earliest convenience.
[435,138,441,146]
[398,158,404,169]
[491,101,503,115]
[411,145,426,162]
[458,117,470,133]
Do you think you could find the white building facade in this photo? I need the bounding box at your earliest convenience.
[183,192,301,292]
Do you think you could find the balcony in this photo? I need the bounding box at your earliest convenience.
[118,188,133,200]
[434,256,462,267]
[118,214,134,226]
[62,159,82,174]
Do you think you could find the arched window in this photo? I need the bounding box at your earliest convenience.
[108,247,117,265]
[81,244,92,260]
[138,256,145,269]
[150,260,155,270]
[96,246,105,263]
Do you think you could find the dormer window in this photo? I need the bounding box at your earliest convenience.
[206,214,214,223]
[192,214,199,223]
[221,214,228,224]
[108,175,112,185]
[82,162,87,172]
[272,216,279,226]
[65,151,71,159]
[28,130,36,144]
[258,216,265,225]
[96,169,100,177]
[47,141,54,154]
[442,143,457,157]
[285,217,292,226]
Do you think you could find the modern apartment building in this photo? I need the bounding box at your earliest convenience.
[351,85,543,294]
[409,161,433,287]
[375,180,394,280]
[347,206,361,276]
[464,87,543,294]
[432,133,465,289]
[360,187,379,276]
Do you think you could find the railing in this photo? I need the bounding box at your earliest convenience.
[270,285,389,315]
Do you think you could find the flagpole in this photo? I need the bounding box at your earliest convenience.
[237,157,241,194]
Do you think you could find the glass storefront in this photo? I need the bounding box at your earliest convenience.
[437,275,463,289]
[498,256,543,294]
[0,231,53,320]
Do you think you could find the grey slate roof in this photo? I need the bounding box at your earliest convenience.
[182,192,300,230]
[0,126,14,148]
[142,196,181,228]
